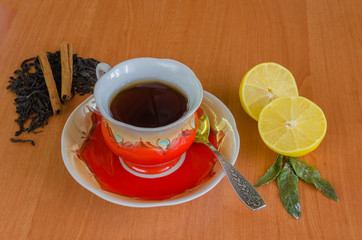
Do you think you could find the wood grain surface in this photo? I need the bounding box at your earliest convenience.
[1,0,361,239]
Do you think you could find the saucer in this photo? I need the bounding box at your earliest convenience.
[61,91,240,207]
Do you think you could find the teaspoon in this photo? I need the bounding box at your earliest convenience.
[194,109,266,211]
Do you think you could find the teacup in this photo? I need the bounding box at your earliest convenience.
[94,58,203,177]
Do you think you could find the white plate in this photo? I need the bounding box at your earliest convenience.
[61,91,240,207]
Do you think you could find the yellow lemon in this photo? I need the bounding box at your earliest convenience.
[258,96,327,157]
[239,63,298,121]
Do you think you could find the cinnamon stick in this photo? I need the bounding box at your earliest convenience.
[38,51,62,114]
[60,42,73,102]
[68,43,73,91]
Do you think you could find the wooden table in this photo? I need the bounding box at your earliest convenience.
[1,0,361,239]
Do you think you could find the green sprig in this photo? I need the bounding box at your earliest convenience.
[255,155,338,219]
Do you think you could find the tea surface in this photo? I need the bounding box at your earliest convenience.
[110,81,188,127]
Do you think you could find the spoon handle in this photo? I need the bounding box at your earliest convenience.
[206,142,266,211]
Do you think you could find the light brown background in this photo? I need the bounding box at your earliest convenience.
[0,0,361,239]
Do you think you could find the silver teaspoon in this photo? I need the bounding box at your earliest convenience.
[194,109,266,211]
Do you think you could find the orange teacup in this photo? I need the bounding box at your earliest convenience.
[94,58,203,177]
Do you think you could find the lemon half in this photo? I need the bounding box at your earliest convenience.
[239,63,299,121]
[258,96,327,157]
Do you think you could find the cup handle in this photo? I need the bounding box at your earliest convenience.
[96,62,112,80]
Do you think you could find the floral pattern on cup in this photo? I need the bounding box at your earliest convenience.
[114,134,123,144]
[102,118,196,152]
[157,139,170,151]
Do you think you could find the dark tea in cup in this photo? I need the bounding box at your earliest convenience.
[109,80,188,128]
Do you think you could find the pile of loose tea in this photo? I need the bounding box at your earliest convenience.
[7,50,100,145]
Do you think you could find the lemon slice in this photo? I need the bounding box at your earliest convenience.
[258,96,327,157]
[239,63,299,121]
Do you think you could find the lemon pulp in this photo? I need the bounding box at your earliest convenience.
[258,96,327,157]
[239,63,298,121]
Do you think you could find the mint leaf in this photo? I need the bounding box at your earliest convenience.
[314,178,339,201]
[277,162,301,219]
[254,155,283,187]
[289,157,320,183]
[290,158,338,201]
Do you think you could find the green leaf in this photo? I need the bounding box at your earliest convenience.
[290,157,338,201]
[289,157,320,183]
[277,162,301,219]
[314,178,339,201]
[254,155,283,187]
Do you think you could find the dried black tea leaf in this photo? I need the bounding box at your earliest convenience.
[10,138,35,146]
[7,51,100,144]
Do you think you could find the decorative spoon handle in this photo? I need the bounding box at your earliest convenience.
[206,142,266,211]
